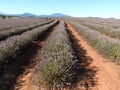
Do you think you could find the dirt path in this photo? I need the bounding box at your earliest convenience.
[13,41,43,90]
[65,22,120,90]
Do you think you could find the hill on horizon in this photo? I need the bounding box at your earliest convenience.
[0,12,72,17]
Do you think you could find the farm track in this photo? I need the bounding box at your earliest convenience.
[0,21,59,90]
[65,22,97,90]
[65,21,120,90]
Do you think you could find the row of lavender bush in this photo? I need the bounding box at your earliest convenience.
[68,20,120,64]
[79,20,120,39]
[0,19,54,41]
[0,18,49,31]
[0,20,58,65]
[77,18,120,29]
[0,20,53,41]
[33,21,78,89]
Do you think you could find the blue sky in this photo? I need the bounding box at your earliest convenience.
[0,0,120,18]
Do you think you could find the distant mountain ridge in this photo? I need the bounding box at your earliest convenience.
[20,13,71,17]
[15,13,37,17]
[0,12,71,17]
[0,12,4,15]
[39,13,71,17]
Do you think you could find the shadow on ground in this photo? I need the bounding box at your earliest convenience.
[66,23,98,90]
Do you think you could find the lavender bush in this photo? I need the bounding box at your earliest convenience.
[33,21,77,89]
[0,18,50,31]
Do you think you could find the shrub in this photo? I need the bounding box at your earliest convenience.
[33,21,77,89]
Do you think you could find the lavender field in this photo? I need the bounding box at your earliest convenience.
[0,17,120,90]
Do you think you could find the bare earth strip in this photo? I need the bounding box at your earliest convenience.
[65,21,120,90]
